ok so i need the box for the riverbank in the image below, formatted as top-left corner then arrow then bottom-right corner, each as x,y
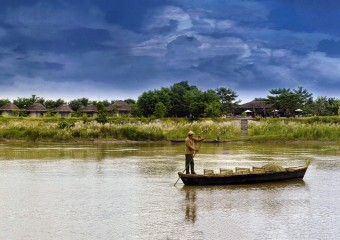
1,116 -> 340,142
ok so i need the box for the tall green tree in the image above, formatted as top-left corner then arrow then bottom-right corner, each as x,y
183,87 -> 205,119
154,102 -> 167,118
204,102 -> 221,118
267,88 -> 312,117
13,95 -> 44,109
215,87 -> 240,115
293,87 -> 313,104
311,97 -> 339,116
169,81 -> 194,117
137,90 -> 160,117
44,99 -> 65,110
95,102 -> 108,123
69,98 -> 89,111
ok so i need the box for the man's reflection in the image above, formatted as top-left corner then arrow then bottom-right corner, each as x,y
185,188 -> 197,223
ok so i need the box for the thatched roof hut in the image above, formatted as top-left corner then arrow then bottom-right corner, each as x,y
238,100 -> 273,110
26,103 -> 48,117
81,104 -> 97,117
236,100 -> 273,117
53,103 -> 73,117
0,103 -> 20,116
107,100 -> 131,116
0,103 -> 19,111
81,104 -> 97,113
114,100 -> 130,111
53,103 -> 73,113
27,103 -> 48,112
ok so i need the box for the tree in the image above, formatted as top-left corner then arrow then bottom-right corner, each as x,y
136,81 -> 235,118
169,81 -> 194,117
215,87 -> 240,115
124,99 -> 136,105
326,98 -> 340,115
311,97 -> 340,116
154,102 -> 167,118
183,87 -> 207,119
130,104 -> 142,117
293,87 -> 313,105
312,97 -> 328,116
267,88 -> 306,117
189,102 -> 206,119
69,98 -> 89,111
204,102 -> 221,118
13,95 -> 45,109
0,99 -> 10,107
137,90 -> 159,117
44,99 -> 65,110
95,102 -> 108,123
137,87 -> 172,117
13,97 -> 33,109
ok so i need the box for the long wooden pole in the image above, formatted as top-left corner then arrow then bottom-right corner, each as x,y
174,140 -> 203,186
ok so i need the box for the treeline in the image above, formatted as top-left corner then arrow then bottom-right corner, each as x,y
1,81 -> 339,118
131,82 -> 340,118
265,87 -> 339,117
134,81 -> 239,118
0,95 -> 136,117
135,81 -> 340,119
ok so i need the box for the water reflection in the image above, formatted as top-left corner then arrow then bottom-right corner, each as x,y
181,179 -> 308,224
185,188 -> 197,223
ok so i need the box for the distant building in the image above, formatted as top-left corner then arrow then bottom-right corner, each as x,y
0,103 -> 20,116
107,100 -> 131,116
26,103 -> 48,117
53,103 -> 74,117
81,104 -> 97,117
235,100 -> 273,117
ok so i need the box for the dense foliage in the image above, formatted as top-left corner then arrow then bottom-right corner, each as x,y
136,81 -> 239,118
266,87 -> 339,117
1,82 -> 339,118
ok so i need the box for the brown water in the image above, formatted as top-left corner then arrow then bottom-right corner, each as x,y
0,142 -> 339,240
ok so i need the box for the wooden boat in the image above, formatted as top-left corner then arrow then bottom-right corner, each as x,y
178,161 -> 310,186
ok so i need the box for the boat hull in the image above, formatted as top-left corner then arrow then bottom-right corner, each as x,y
178,167 -> 307,186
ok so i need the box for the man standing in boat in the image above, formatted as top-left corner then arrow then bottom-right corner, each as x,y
185,131 -> 204,174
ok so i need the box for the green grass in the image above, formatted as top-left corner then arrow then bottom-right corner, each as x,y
1,116 -> 340,142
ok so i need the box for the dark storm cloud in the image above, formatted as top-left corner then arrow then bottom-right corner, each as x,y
317,40 -> 340,57
99,0 -> 175,32
17,61 -> 64,76
0,0 -> 340,101
267,0 -> 340,34
1,27 -> 112,54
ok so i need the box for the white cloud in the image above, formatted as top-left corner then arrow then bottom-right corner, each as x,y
296,52 -> 340,83
216,20 -> 234,30
144,6 -> 192,31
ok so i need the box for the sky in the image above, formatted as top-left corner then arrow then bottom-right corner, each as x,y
1,0 -> 340,103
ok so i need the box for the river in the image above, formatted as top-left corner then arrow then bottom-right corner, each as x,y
0,142 -> 339,240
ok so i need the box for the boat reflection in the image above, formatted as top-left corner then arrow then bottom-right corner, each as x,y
180,179 -> 307,224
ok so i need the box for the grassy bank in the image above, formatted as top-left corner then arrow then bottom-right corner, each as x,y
0,116 -> 340,142
248,118 -> 340,141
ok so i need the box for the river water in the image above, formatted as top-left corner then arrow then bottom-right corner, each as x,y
0,142 -> 339,240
